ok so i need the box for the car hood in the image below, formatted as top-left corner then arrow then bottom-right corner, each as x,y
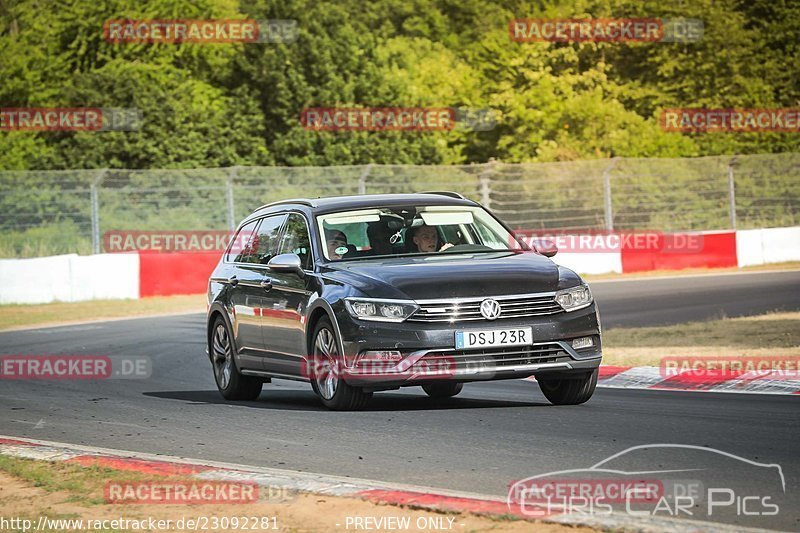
322,251 -> 569,300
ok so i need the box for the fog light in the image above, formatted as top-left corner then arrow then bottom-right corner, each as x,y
359,350 -> 402,362
572,336 -> 594,350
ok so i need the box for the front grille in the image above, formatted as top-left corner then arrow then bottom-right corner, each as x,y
420,343 -> 569,372
408,293 -> 563,322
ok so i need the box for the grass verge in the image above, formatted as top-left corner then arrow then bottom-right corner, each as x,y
0,294 -> 206,331
602,311 -> 800,367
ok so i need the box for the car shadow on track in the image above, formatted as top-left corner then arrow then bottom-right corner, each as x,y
143,389 -> 549,412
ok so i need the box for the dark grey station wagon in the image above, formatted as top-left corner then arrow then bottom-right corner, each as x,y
206,192 -> 602,410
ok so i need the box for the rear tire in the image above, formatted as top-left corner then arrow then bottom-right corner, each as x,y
309,317 -> 373,411
210,316 -> 262,401
422,382 -> 463,398
537,368 -> 598,405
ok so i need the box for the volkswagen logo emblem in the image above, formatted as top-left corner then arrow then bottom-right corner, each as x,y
479,298 -> 501,320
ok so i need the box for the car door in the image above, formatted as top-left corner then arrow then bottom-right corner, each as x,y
260,212 -> 315,377
227,214 -> 287,370
225,218 -> 264,370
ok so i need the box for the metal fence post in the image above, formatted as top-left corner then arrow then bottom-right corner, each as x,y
728,156 -> 738,230
603,158 -> 619,231
358,164 -> 372,195
226,167 -> 237,231
479,160 -> 494,209
90,169 -> 107,254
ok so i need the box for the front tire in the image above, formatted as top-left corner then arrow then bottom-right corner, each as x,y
422,382 -> 463,398
210,316 -> 262,401
309,317 -> 372,411
537,368 -> 598,405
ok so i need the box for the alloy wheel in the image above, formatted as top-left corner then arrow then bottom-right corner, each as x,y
212,323 -> 233,390
313,327 -> 340,400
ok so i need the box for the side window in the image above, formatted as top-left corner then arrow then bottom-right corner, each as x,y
278,213 -> 313,270
227,219 -> 260,263
251,214 -> 287,265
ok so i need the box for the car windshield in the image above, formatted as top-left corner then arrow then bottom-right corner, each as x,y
317,205 -> 526,261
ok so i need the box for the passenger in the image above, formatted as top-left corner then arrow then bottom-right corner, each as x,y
325,229 -> 349,260
410,224 -> 454,252
367,221 -> 394,256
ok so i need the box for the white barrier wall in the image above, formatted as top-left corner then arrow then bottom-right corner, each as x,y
0,253 -> 139,305
69,253 -> 139,302
552,252 -> 623,275
0,226 -> 798,304
736,227 -> 800,267
0,254 -> 73,304
521,233 -> 624,274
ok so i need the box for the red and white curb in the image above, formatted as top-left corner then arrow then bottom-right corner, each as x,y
0,435 -> 507,503
0,436 -> 773,533
533,365 -> 800,395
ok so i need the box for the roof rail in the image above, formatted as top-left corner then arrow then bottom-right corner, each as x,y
418,191 -> 468,200
253,198 -> 314,212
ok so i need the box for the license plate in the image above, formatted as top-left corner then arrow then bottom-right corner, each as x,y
455,327 -> 533,349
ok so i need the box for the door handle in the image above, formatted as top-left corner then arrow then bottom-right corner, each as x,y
227,276 -> 238,287
260,279 -> 273,291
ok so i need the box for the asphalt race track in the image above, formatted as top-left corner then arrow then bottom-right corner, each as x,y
589,269 -> 800,327
1,270 -> 799,530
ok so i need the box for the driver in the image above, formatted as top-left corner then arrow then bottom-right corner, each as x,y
325,229 -> 349,260
411,224 -> 454,252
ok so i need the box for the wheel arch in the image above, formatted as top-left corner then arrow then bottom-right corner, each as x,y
305,299 -> 345,358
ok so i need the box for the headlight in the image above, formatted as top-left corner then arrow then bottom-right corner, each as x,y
344,298 -> 419,322
555,284 -> 593,312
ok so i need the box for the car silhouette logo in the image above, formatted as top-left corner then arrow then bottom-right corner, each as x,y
480,298 -> 501,320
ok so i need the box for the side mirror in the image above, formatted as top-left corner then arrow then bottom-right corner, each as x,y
267,253 -> 305,277
532,238 -> 558,258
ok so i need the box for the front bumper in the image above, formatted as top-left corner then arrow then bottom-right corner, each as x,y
333,302 -> 602,389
